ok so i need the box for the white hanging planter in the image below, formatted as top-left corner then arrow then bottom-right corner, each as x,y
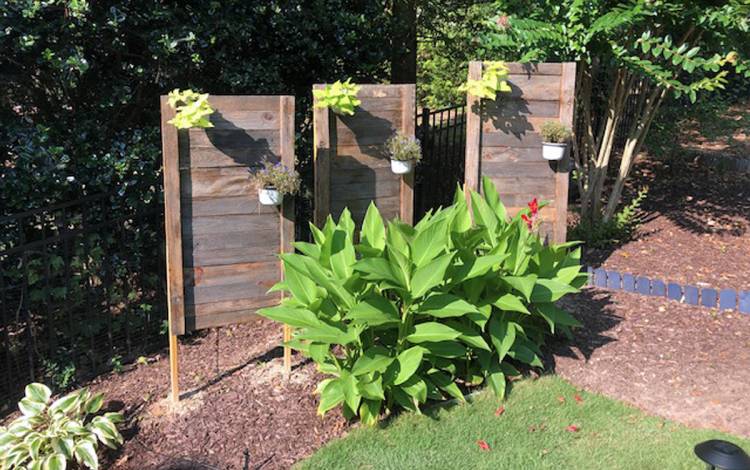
391,159 -> 414,175
258,187 -> 283,206
542,142 -> 567,161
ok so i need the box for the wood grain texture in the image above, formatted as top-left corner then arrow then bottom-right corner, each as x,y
465,62 -> 576,243
162,95 -> 294,334
314,84 -> 414,226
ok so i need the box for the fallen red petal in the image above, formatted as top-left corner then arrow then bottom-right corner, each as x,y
574,394 -> 583,403
557,396 -> 566,404
566,425 -> 580,433
495,405 -> 505,417
477,439 -> 491,451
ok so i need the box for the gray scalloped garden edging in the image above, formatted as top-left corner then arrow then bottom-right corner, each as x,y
586,266 -> 750,314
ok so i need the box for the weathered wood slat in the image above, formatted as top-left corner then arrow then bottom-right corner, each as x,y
184,129 -> 280,151
180,166 -> 256,199
205,95 -> 283,111
332,148 -> 390,169
186,296 -> 277,318
331,196 -> 400,219
481,146 -> 545,163
332,177 -> 400,200
506,63 -> 562,76
207,110 -> 279,130
179,140 -> 280,169
182,213 -> 279,238
484,175 -> 557,195
505,74 -> 564,100
334,113 -> 402,146
483,99 -> 560,118
182,196 -> 278,217
482,115 -> 554,135
184,261 -> 279,305
481,160 -> 558,178
482,131 -> 543,149
184,244 -> 279,268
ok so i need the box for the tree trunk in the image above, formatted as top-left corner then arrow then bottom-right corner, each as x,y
390,0 -> 417,84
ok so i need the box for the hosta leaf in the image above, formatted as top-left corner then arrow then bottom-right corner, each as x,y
74,440 -> 99,470
411,252 -> 454,298
50,393 -> 79,414
25,383 -> 51,404
536,303 -> 581,333
85,393 -> 105,414
419,341 -> 467,358
405,322 -> 461,343
417,293 -> 478,318
492,293 -> 529,314
361,202 -> 385,252
352,346 -> 394,376
393,346 -> 424,385
530,278 -> 578,302
347,296 -> 400,327
51,437 -> 74,459
18,397 -> 45,417
488,317 -> 516,362
43,454 -> 67,470
257,306 -> 320,329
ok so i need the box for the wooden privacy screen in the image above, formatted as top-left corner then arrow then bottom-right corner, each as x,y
161,96 -> 295,335
314,84 -> 416,226
465,62 -> 576,243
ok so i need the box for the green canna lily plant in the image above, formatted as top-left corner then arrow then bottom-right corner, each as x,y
259,176 -> 586,425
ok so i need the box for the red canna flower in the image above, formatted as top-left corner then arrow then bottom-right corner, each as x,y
521,214 -> 533,230
528,198 -> 539,216
477,439 -> 491,451
495,405 -> 505,417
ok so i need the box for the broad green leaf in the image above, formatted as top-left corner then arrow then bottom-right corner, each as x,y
486,363 -> 507,399
358,377 -> 385,401
492,293 -> 529,314
406,322 -> 461,343
51,437 -> 74,459
530,278 -> 578,302
411,252 -> 454,298
393,346 -> 424,385
502,274 -> 537,301
400,374 -> 428,403
280,254 -> 318,306
293,241 -> 320,259
297,322 -> 357,345
317,379 -> 344,415
359,399 -> 382,426
85,393 -> 104,413
508,344 -> 543,368
354,258 -> 399,286
347,295 -> 400,326
488,317 -> 516,362
329,229 -> 355,280
470,189 -> 498,235
301,256 -> 354,308
417,293 -> 478,318
445,320 -> 490,351
392,387 -> 418,412
481,176 -> 507,222
451,254 -> 507,283
427,370 -> 464,401
352,346 -> 394,376
339,372 -> 361,414
411,219 -> 447,268
536,303 -> 581,333
25,383 -> 51,403
257,306 -> 320,329
50,393 -> 79,414
361,202 -> 385,251
419,341 -> 467,358
387,245 -> 411,289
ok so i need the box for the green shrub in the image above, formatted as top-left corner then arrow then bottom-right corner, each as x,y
571,187 -> 648,248
259,177 -> 586,424
0,383 -> 123,469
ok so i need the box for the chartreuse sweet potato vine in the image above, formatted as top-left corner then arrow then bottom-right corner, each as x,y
459,61 -> 512,100
167,88 -> 215,129
0,383 -> 123,469
313,79 -> 361,116
259,177 -> 586,425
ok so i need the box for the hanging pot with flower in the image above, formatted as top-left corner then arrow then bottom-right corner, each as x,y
386,131 -> 422,174
540,120 -> 572,161
249,159 -> 301,206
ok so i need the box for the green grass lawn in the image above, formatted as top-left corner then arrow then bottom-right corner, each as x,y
297,376 -> 750,469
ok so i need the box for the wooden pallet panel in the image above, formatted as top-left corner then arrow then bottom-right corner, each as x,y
464,62 -> 576,243
314,84 -> 415,226
162,95 -> 295,335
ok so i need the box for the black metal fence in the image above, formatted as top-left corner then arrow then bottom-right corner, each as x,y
0,194 -> 165,412
415,104 -> 467,218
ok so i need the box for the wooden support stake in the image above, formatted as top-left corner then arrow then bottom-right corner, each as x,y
169,333 -> 179,401
279,96 -> 296,377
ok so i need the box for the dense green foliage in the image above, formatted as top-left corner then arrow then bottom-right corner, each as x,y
259,178 -> 586,423
298,376 -> 750,469
313,79 -> 362,116
458,61 -> 511,100
0,384 -> 123,469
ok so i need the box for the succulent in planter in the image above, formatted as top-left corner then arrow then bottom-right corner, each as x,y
386,131 -> 421,175
248,159 -> 301,206
313,79 -> 361,116
540,121 -> 572,161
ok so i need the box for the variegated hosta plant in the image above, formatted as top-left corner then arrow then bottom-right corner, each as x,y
0,383 -> 123,470
259,176 -> 586,424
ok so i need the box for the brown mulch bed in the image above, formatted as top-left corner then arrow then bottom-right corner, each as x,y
584,156 -> 750,290
87,319 -> 347,470
552,288 -> 750,438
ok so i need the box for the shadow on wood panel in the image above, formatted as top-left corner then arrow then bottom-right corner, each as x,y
475,82 -> 533,139
338,108 -> 397,158
205,111 -> 278,166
